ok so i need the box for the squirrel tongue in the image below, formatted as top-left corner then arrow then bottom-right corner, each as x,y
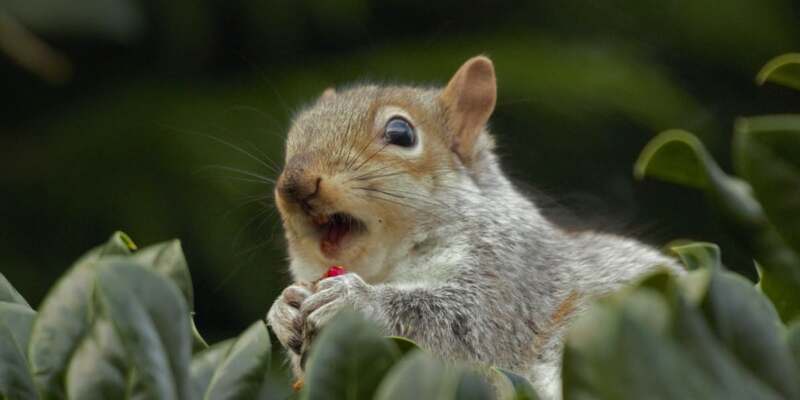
321,221 -> 348,254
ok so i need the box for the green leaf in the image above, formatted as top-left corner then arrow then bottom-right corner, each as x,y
0,274 -> 30,308
670,292 -> 782,399
203,321 -> 271,400
563,289 -> 717,399
671,242 -> 722,271
564,268 -> 793,399
635,129 -> 710,188
454,370 -> 494,400
787,321 -> 800,372
64,319 -> 128,400
129,239 -> 207,352
130,239 -> 194,310
635,129 -> 765,225
756,53 -> 800,91
29,231 -> 134,399
386,336 -> 420,356
191,320 -> 210,353
735,116 -> 800,257
302,311 -> 401,400
190,339 -> 234,399
0,302 -> 37,400
735,115 -> 800,322
494,368 -> 540,400
636,129 -> 800,323
95,261 -> 192,400
698,270 -> 800,398
0,303 -> 35,353
374,351 -> 483,400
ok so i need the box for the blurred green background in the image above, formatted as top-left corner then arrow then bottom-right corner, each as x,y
2,0 -> 799,341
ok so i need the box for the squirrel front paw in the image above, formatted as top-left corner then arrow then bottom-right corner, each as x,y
298,273 -> 379,365
266,283 -> 313,376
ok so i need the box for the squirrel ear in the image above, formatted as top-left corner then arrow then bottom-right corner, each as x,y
319,87 -> 336,101
440,55 -> 496,164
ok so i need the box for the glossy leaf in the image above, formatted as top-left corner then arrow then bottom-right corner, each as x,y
203,321 -> 271,400
635,129 -> 710,188
563,263 -> 797,399
787,321 -> 800,372
190,339 -> 234,399
302,311 -> 401,400
386,336 -> 420,356
454,370 -> 495,400
95,261 -> 192,400
734,116 -> 800,322
735,116 -> 800,257
671,242 -> 722,271
0,273 -> 30,308
564,289 -> 717,399
64,319 -> 128,400
373,350 -> 493,400
130,239 -> 207,352
374,351 -> 462,400
0,302 -> 37,400
636,129 -> 800,322
756,53 -> 800,91
494,367 -> 540,400
669,291 -> 782,399
698,270 -> 799,398
130,239 -> 194,310
191,320 -> 210,353
635,129 -> 765,224
29,231 -> 134,399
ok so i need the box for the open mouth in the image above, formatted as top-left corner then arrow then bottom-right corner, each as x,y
312,212 -> 366,255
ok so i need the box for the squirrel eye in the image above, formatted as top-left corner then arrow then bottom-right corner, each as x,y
384,117 -> 416,147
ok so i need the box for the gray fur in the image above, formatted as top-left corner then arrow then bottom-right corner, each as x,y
266,81 -> 682,399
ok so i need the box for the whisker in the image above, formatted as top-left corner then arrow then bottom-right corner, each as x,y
231,193 -> 273,210
224,105 -> 285,136
197,165 -> 276,184
242,138 -> 283,172
163,126 -> 280,174
358,192 -> 449,223
217,175 -> 275,185
347,133 -> 376,171
352,170 -> 408,182
352,142 -> 390,172
348,165 -> 398,181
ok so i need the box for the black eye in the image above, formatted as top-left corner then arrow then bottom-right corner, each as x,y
384,117 -> 416,147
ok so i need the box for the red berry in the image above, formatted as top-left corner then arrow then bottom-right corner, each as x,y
323,266 -> 346,278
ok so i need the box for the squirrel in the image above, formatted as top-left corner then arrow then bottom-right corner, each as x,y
266,55 -> 682,399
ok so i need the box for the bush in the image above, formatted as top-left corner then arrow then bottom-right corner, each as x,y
1,55 -> 799,400
0,232 -> 535,400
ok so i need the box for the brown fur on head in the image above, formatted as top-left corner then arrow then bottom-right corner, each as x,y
275,56 -> 497,282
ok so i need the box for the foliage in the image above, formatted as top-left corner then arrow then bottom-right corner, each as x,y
4,209 -> 800,400
1,16 -> 800,398
561,57 -> 800,398
562,245 -> 800,399
0,233 -> 535,400
5,0 -> 800,343
558,53 -> 800,398
635,56 -> 800,323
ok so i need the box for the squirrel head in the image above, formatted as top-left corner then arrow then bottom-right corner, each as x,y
275,55 -> 497,281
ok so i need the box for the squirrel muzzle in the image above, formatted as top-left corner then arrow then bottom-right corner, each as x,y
277,153 -> 322,214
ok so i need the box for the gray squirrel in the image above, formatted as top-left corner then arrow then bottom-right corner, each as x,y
266,55 -> 681,399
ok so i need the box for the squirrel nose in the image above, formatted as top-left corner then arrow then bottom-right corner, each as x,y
278,171 -> 322,210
